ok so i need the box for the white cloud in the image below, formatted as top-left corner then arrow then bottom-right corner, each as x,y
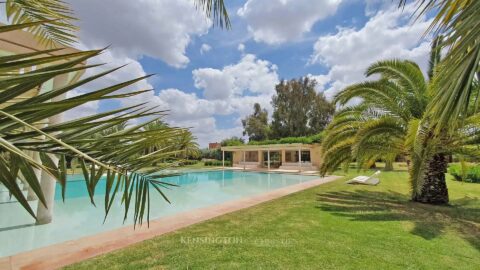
306,74 -> 331,93
364,0 -> 392,16
238,43 -> 245,52
63,46 -> 153,121
309,4 -> 432,100
153,88 -> 267,147
192,68 -> 236,100
68,0 -> 211,68
238,0 -> 342,44
63,50 -> 278,147
157,89 -> 215,121
200,43 -> 212,54
193,54 -> 279,100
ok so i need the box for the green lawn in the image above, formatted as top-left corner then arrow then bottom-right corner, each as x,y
66,169 -> 480,269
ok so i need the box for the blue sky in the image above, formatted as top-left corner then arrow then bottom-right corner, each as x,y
66,0 -> 432,147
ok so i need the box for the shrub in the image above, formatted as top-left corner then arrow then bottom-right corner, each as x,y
449,163 -> 480,183
204,160 -> 231,166
179,160 -> 198,166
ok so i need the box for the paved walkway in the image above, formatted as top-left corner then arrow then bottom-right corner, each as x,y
228,166 -> 320,175
0,175 -> 340,270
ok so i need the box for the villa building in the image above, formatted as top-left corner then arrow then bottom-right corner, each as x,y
220,143 -> 322,171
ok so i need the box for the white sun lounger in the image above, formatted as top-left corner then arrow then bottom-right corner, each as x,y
346,170 -> 381,185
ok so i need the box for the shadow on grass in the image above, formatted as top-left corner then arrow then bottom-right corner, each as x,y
316,190 -> 480,250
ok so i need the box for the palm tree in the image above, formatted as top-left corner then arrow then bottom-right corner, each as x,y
399,0 -> 480,133
0,0 -> 230,225
175,130 -> 200,159
321,59 -> 428,174
321,48 -> 480,203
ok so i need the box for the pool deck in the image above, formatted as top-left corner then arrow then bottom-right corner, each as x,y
0,175 -> 340,270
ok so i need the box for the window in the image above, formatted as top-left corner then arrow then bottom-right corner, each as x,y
301,151 -> 311,162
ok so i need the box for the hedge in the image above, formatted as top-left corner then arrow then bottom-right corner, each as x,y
204,160 -> 231,166
449,163 -> 480,183
247,133 -> 324,145
179,160 -> 198,166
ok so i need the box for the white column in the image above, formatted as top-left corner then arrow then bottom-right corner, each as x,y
27,151 -> 41,201
36,74 -> 68,225
267,150 -> 270,171
243,151 -> 246,170
222,150 -> 225,168
299,148 -> 302,172
258,150 -> 262,167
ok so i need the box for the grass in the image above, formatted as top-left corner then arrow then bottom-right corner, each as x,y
65,167 -> 480,269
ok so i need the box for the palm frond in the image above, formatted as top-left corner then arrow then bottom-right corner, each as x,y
4,0 -> 78,47
194,0 -> 231,29
0,23 -> 197,226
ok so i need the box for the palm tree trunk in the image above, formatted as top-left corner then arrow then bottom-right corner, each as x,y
384,159 -> 394,171
412,153 -> 449,204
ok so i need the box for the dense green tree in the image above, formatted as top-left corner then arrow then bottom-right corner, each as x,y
308,93 -> 336,134
221,137 -> 245,146
242,103 -> 270,141
270,78 -> 334,139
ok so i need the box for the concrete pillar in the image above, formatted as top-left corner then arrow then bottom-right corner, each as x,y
299,148 -> 302,172
27,151 -> 41,201
222,150 -> 225,168
281,149 -> 286,164
243,151 -> 246,170
257,151 -> 261,167
267,150 -> 270,171
36,74 -> 68,225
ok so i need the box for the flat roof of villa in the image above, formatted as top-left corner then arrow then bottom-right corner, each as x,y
221,143 -> 317,151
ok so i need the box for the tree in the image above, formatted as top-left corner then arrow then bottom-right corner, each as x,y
221,137 -> 244,146
271,77 -> 334,138
242,103 -> 269,141
321,55 -> 480,204
309,93 -> 336,134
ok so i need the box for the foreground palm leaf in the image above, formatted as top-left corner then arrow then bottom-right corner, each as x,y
194,0 -> 231,29
399,0 -> 480,133
5,0 -> 79,47
0,22 -> 198,226
0,0 -> 228,226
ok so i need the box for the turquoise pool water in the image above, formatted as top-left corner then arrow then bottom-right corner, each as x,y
1,170 -> 318,257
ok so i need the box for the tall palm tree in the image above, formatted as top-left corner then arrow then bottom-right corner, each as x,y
321,59 -> 428,174
175,130 -> 200,159
321,53 -> 480,203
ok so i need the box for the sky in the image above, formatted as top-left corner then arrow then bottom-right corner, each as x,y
63,0 -> 433,147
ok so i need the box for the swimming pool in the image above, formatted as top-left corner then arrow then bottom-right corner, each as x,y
0,170 -> 318,257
